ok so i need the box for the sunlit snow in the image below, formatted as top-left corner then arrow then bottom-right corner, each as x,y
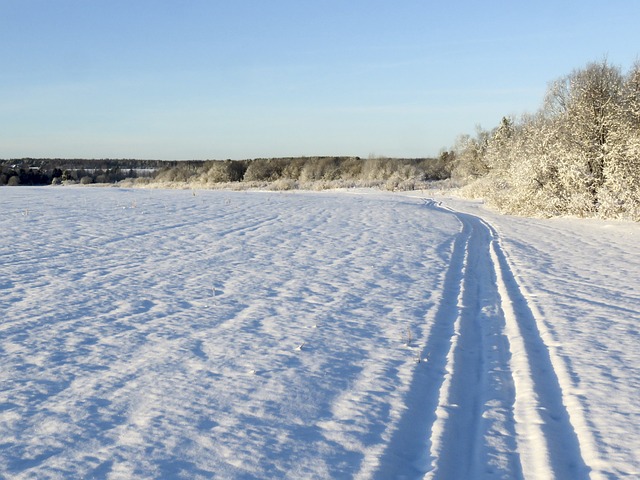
1,187 -> 638,479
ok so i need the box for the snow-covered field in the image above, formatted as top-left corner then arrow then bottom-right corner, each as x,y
1,187 -> 638,479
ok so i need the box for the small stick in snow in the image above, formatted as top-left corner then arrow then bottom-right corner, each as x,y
404,327 -> 413,347
211,284 -> 220,305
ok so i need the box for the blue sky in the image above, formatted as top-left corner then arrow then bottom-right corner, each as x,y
2,1 -> 639,160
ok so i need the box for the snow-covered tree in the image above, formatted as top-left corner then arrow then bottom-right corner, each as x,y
457,59 -> 639,220
599,62 -> 640,220
543,60 -> 624,213
451,128 -> 491,182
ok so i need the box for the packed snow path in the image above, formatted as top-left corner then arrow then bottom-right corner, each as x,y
1,187 -> 638,479
376,200 -> 595,479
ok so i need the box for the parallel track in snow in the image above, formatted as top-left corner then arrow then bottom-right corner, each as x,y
376,200 -> 600,479
425,200 -> 603,479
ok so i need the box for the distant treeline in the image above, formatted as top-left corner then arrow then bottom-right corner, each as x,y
0,158 -> 165,186
0,156 -> 453,189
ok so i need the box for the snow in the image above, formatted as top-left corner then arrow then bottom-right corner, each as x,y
430,196 -> 640,479
1,186 -> 638,479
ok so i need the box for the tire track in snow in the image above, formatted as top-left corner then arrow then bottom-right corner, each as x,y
423,200 -> 595,479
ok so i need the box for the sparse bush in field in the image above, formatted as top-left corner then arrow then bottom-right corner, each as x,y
299,157 -> 343,181
200,160 -> 247,184
269,178 -> 298,191
280,158 -> 306,180
243,158 -> 286,182
202,161 -> 232,184
155,166 -> 190,183
385,176 -> 418,191
361,156 -> 393,181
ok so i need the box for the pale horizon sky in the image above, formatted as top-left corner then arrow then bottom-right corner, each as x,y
2,1 -> 639,160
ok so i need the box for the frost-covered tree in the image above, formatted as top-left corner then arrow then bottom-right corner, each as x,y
599,62 -> 640,220
458,59 -> 639,220
199,160 -> 246,184
451,128 -> 491,182
543,60 -> 624,213
484,116 -> 515,172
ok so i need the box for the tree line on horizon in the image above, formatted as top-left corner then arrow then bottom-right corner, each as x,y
0,156 -> 453,190
0,158 -> 165,186
3,59 -> 638,220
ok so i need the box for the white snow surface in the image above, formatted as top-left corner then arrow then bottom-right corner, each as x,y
1,187 -> 638,479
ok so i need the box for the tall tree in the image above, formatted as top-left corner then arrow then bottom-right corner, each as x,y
543,60 -> 624,211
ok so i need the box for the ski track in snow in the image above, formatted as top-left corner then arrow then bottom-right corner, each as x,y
428,196 -> 640,480
374,200 -> 599,479
1,187 -> 638,479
